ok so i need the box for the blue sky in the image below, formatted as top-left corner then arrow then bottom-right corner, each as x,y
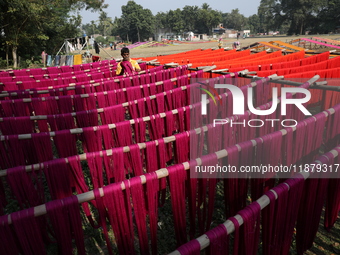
78,0 -> 261,24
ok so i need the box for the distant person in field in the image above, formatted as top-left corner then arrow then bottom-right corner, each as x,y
116,47 -> 141,76
233,41 -> 240,49
218,38 -> 223,49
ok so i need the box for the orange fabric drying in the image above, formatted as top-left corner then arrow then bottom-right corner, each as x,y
213,51 -> 304,70
322,79 -> 340,110
326,56 -> 340,68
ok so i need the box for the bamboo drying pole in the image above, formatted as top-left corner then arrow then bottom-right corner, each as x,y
0,74 -> 287,177
0,74 -> 319,176
0,72 -> 194,103
2,105 -> 337,225
168,147 -> 340,254
0,64 -> 193,97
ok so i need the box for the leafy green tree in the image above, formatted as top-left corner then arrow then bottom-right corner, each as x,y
98,11 -> 114,36
166,9 -> 184,34
83,21 -> 100,37
247,14 -> 261,34
182,6 -> 199,32
258,0 -> 281,33
115,15 -> 131,42
0,0 -> 105,68
222,9 -> 247,31
153,11 -> 174,40
111,17 -> 120,36
258,0 -> 329,35
1,0 -> 49,67
196,3 -> 222,34
314,0 -> 340,33
154,12 -> 168,30
71,0 -> 108,11
281,0 -> 315,34
118,1 -> 155,42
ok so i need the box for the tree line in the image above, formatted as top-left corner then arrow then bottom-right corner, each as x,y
84,0 -> 340,43
1,0 -> 339,68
